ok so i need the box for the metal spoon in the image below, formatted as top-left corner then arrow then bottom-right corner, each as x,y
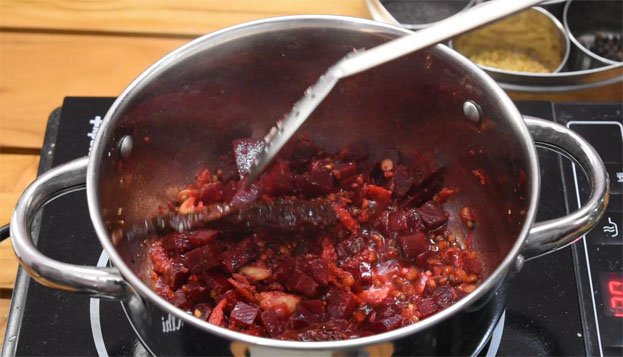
245,0 -> 545,184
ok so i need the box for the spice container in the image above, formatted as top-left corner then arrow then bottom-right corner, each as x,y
366,0 -> 622,93
451,7 -> 569,74
564,0 -> 623,69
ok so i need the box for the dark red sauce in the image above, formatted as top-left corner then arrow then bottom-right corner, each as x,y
148,137 -> 484,341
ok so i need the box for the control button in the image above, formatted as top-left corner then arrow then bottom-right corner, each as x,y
611,164 -> 623,195
587,206 -> 622,246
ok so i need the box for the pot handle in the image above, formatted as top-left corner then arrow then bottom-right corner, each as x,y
10,157 -> 129,300
522,116 -> 609,260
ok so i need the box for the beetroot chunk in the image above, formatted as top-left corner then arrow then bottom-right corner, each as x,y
231,302 -> 260,326
220,238 -> 257,273
188,229 -> 218,248
417,297 -> 439,317
286,270 -> 319,298
463,257 -> 483,275
392,165 -> 414,197
200,272 -> 231,295
261,310 -> 284,337
366,298 -> 405,334
417,202 -> 448,230
326,289 -> 357,319
198,181 -> 223,204
184,244 -> 221,275
287,302 -> 322,330
260,161 -> 294,195
333,162 -> 357,180
398,232 -> 428,259
336,236 -> 366,260
184,277 -> 208,304
300,300 -> 325,316
296,169 -> 334,196
298,258 -> 329,286
387,210 -> 409,232
162,233 -> 192,254
163,258 -> 189,289
233,138 -> 265,179
432,286 -> 457,309
171,289 -> 191,310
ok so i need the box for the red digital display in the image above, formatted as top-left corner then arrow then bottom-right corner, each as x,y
601,272 -> 623,317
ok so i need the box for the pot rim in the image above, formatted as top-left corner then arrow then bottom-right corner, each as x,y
87,14 -> 540,350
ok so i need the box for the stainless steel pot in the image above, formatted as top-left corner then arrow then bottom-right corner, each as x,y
10,15 -> 609,356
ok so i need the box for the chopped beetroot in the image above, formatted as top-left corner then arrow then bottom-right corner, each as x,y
407,209 -> 425,231
260,161 -> 294,195
417,297 -> 439,317
231,302 -> 260,326
326,289 -> 357,319
344,266 -> 363,293
171,289 -> 191,310
230,182 -> 260,208
287,303 -> 321,330
415,250 -> 435,269
272,260 -> 292,284
198,181 -> 223,204
200,272 -> 231,295
184,277 -> 208,304
409,151 -> 442,187
417,202 -> 448,229
233,138 -> 265,178
184,244 -> 220,275
432,285 -> 457,309
220,238 -> 257,273
336,236 -> 366,260
392,165 -> 414,197
286,270 -> 319,298
295,169 -> 334,196
398,232 -> 428,259
366,298 -> 405,333
300,300 -> 325,316
299,258 -> 329,286
148,136 -> 486,341
387,210 -> 409,232
188,229 -> 218,248
163,258 -> 189,289
462,257 -> 483,275
333,162 -> 357,180
221,180 -> 238,203
161,232 -> 192,254
278,320 -> 362,341
193,303 -> 212,321
346,261 -> 372,286
260,310 -> 284,337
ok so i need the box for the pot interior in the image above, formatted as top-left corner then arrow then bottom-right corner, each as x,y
94,17 -> 534,300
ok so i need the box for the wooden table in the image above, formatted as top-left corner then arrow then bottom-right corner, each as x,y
0,0 -> 621,350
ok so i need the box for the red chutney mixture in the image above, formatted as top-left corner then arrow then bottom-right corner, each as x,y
148,137 -> 484,341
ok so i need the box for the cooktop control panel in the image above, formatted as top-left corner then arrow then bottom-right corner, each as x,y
558,103 -> 623,356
